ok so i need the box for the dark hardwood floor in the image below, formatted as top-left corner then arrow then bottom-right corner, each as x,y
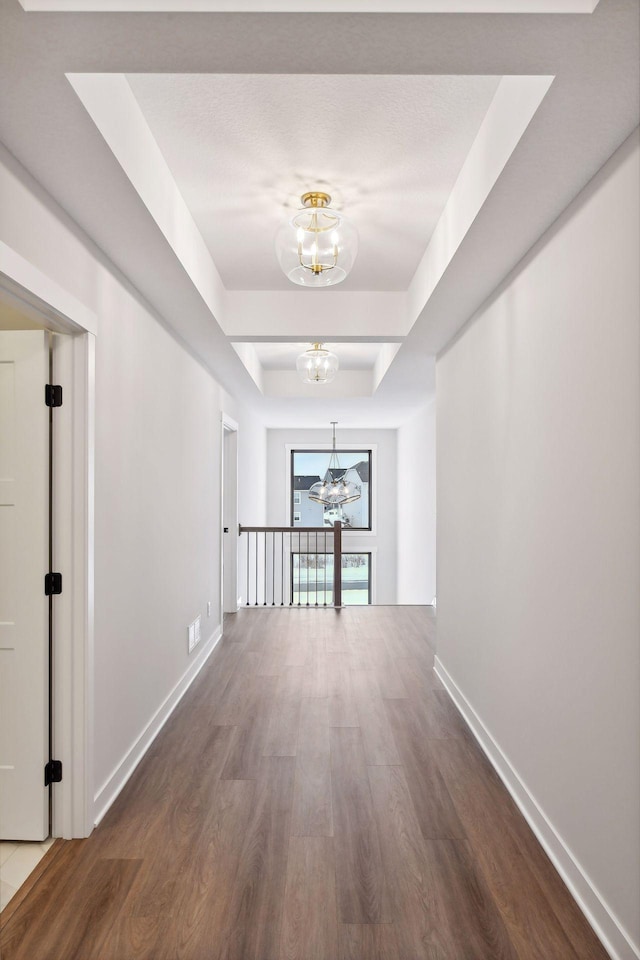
0,606 -> 610,959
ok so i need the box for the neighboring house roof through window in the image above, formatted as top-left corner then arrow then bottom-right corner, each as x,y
293,475 -> 322,491
351,460 -> 370,482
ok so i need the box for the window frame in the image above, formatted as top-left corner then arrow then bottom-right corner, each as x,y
289,447 -> 373,531
290,551 -> 372,605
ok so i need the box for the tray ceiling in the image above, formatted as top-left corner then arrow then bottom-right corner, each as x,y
126,73 -> 501,291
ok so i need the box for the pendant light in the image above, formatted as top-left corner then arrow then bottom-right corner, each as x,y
275,191 -> 358,287
308,422 -> 362,506
296,343 -> 339,384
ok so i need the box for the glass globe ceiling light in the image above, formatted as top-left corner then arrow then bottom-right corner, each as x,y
296,343 -> 339,384
275,191 -> 358,287
308,422 -> 362,507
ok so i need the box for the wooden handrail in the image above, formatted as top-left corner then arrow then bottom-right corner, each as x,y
239,524 -> 336,534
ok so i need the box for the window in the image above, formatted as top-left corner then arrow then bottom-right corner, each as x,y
290,449 -> 372,529
291,553 -> 371,605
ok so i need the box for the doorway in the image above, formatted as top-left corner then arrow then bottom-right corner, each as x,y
221,415 -> 239,617
0,257 -> 95,843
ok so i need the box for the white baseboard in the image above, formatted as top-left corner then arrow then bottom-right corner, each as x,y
93,625 -> 222,827
434,656 -> 640,960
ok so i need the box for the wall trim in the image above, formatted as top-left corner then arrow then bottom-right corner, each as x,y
93,625 -> 222,827
0,240 -> 98,336
53,332 -> 95,839
434,656 -> 640,960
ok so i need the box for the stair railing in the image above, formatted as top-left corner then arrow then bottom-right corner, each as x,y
238,520 -> 342,608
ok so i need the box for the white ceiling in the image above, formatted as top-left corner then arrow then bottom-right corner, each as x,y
126,73 -> 501,291
17,0 -> 603,11
0,0 -> 637,427
254,342 -> 385,371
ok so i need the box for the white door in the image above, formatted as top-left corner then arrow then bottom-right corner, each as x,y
222,421 -> 238,615
0,331 -> 49,840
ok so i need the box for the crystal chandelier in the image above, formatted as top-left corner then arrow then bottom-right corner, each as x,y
296,343 -> 339,384
275,191 -> 358,287
308,422 -> 362,506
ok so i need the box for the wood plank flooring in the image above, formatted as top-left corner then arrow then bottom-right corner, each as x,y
0,606 -> 610,960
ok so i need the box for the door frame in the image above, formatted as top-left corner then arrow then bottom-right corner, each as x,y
220,413 -> 239,619
0,242 -> 96,838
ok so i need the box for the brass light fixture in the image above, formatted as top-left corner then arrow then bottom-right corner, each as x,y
296,343 -> 339,384
275,191 -> 358,287
308,422 -> 361,507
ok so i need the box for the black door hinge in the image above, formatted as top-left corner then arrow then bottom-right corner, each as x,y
44,760 -> 63,786
45,572 -> 62,596
45,384 -> 63,407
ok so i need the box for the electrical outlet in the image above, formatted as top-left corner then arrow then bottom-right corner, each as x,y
187,615 -> 202,654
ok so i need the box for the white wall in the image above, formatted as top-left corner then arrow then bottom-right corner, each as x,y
0,147 -> 266,826
266,427 -> 397,604
221,390 -> 268,606
396,399 -> 436,604
436,132 -> 640,960
92,292 -> 223,810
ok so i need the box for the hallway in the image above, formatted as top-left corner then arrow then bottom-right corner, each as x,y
0,607 -> 608,959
